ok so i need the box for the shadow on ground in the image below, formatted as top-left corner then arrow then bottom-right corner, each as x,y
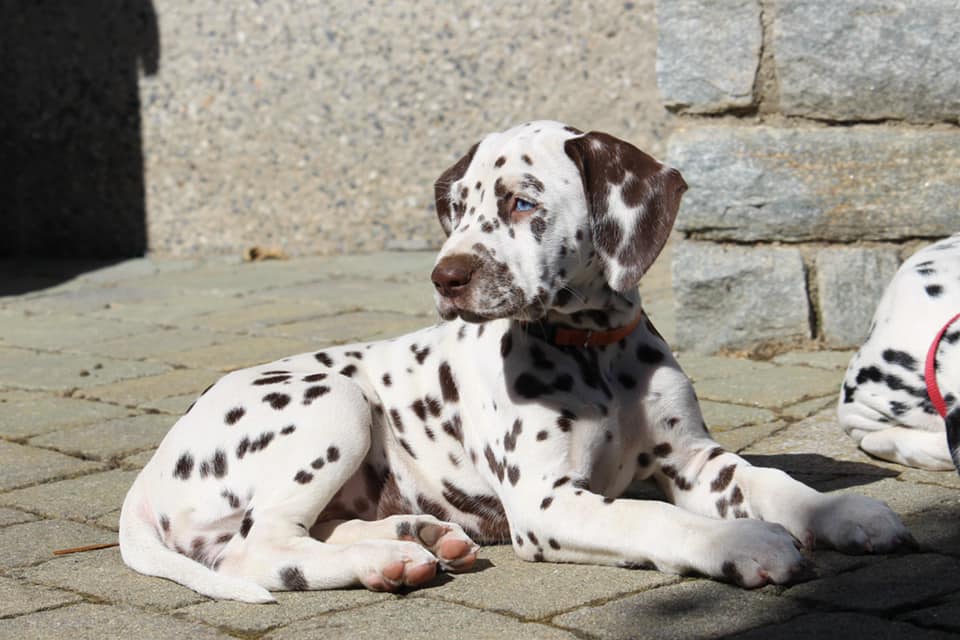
0,259 -> 128,297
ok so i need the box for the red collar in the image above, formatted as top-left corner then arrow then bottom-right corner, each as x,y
925,311 -> 960,418
522,311 -> 646,347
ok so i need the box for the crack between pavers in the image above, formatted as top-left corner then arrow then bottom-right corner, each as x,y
0,598 -> 89,622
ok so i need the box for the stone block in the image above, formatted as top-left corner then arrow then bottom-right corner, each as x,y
20,547 -> 206,611
28,414 -> 174,461
0,348 -> 170,393
734,612 -> 956,640
553,579 -> 804,639
785,554 -> 960,612
669,126 -> 960,242
1,603 -> 231,639
0,520 -> 117,570
0,441 -> 103,492
409,544 -> 679,620
672,240 -> 810,353
265,597 -> 578,640
0,389 -> 130,439
655,0 -> 761,113
775,1 -> 960,122
178,590 -> 392,635
0,469 -> 138,522
76,368 -> 220,406
816,246 -> 901,347
0,576 -> 81,618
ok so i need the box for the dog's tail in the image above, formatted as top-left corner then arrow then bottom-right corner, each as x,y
118,484 -> 274,604
946,407 -> 960,476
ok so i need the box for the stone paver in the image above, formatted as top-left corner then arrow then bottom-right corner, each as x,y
1,603 -> 233,639
785,554 -> 960,612
0,348 -> 171,393
731,612 -> 959,640
415,544 -> 681,620
264,598 -> 579,640
17,548 -> 208,611
75,367 -> 221,406
1,251 -> 957,639
177,590 -> 394,635
0,390 -> 130,439
0,440 -> 104,492
28,414 -> 173,461
0,469 -> 139,522
0,575 -> 82,618
553,580 -> 806,639
0,520 -> 117,570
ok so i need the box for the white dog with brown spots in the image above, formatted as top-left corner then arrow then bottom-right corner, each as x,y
120,121 -> 913,603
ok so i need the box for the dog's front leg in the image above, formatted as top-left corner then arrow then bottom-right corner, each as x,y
656,443 -> 914,553
501,479 -> 811,587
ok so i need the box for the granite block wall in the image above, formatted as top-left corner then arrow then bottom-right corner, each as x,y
658,0 -> 960,353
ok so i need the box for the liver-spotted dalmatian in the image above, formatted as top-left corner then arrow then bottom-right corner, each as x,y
120,121 -> 913,603
840,233 -> 960,473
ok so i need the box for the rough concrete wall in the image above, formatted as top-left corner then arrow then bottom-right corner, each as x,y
1,1 -> 668,258
142,0 -> 668,256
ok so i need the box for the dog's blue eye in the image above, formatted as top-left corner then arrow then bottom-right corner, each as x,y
515,198 -> 535,212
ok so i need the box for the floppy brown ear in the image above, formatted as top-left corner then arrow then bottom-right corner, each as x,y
434,142 -> 479,237
564,132 -> 687,292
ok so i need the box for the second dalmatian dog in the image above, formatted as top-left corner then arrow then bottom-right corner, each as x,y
120,121 -> 913,603
840,233 -> 960,473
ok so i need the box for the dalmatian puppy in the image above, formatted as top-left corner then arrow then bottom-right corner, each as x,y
120,121 -> 913,603
839,233 -> 960,473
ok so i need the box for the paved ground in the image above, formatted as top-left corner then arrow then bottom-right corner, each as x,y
1,247 -> 959,639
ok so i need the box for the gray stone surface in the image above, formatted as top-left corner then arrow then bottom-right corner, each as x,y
412,544 -> 680,620
0,520 -> 117,570
1,603 -> 233,639
75,368 -> 220,406
0,390 -> 130,439
815,246 -> 901,348
655,0 -> 761,113
18,548 -> 206,611
553,580 -> 805,639
900,591 -> 960,632
731,612 -> 958,640
672,240 -> 810,353
28,414 -> 173,461
772,350 -> 854,371
0,440 -> 103,492
0,469 -> 139,523
178,590 -> 393,635
265,598 -> 578,640
0,348 -> 170,392
0,507 -> 38,527
0,575 -> 82,618
669,126 -> 960,242
785,554 -> 960,612
775,1 -> 960,122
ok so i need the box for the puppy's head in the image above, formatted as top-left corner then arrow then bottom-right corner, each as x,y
431,121 -> 686,323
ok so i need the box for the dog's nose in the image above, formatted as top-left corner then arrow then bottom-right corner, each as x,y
431,255 -> 476,298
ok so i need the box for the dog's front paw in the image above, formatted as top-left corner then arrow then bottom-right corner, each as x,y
353,540 -> 439,592
810,494 -> 916,554
704,520 -> 814,588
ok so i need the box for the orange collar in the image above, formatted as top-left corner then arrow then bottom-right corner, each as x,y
522,311 -> 645,347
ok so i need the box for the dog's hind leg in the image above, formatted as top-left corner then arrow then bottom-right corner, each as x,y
859,426 -> 954,470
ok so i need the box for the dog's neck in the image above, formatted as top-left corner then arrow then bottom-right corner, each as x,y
537,285 -> 643,335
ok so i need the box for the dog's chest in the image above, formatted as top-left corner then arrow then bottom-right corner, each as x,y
345,320 -> 664,539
